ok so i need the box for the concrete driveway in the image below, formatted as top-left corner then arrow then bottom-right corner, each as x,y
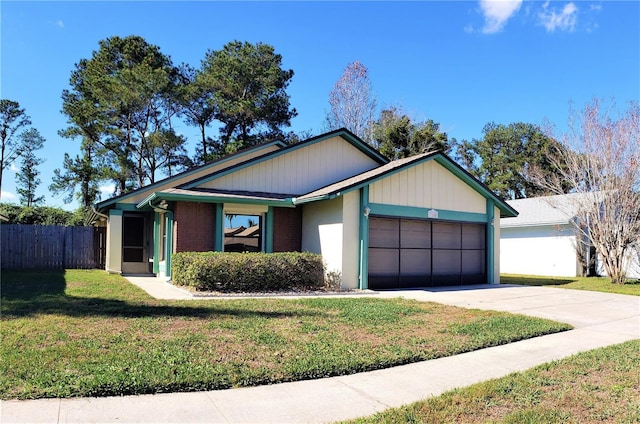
2,284 -> 638,424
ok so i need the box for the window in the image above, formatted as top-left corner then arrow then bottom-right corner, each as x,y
224,214 -> 262,252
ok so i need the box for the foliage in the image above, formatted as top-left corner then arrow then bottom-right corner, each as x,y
455,122 -> 568,200
534,99 -> 640,284
49,143 -> 104,208
172,252 -> 325,292
501,274 -> 640,295
200,41 -> 297,153
176,64 -> 218,164
0,203 -> 86,226
371,107 -> 452,159
0,99 -> 32,193
326,61 -> 377,144
349,340 -> 640,424
15,128 -> 45,207
60,35 -> 187,196
0,270 -> 570,399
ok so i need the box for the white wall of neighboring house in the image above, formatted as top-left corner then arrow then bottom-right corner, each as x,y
596,245 -> 640,280
500,225 -> 578,277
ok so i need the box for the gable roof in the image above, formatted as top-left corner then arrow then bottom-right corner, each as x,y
179,128 -> 388,190
294,151 -> 519,218
500,193 -> 589,228
96,139 -> 287,210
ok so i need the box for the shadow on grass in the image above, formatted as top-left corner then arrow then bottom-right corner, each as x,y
500,276 -> 575,287
1,270 -> 326,320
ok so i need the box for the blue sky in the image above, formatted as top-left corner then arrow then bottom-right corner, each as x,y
1,1 -> 638,210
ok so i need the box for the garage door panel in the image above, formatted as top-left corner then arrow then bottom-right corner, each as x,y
368,248 -> 399,274
433,222 -> 461,249
462,250 -> 485,274
462,224 -> 485,249
401,219 -> 431,248
400,249 -> 431,274
369,218 -> 399,248
400,249 -> 431,287
433,249 -> 461,274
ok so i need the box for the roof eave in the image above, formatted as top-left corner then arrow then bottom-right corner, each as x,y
136,191 -> 296,209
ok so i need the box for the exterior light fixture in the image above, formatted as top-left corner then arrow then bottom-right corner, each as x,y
363,207 -> 371,217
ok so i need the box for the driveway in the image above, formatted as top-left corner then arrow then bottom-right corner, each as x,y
2,284 -> 638,424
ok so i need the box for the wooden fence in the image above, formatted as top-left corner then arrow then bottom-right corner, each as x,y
1,224 -> 106,270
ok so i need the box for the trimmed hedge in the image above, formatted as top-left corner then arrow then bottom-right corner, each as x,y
172,251 -> 325,292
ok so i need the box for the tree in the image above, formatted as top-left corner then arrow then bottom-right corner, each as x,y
15,128 -> 45,207
534,98 -> 640,284
325,61 -> 377,144
455,122 -> 568,200
0,99 -> 32,193
201,41 -> 297,153
371,107 -> 451,159
61,35 -> 183,195
50,140 -> 104,208
177,64 -> 218,164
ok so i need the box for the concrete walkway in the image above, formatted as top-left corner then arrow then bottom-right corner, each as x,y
2,282 -> 638,424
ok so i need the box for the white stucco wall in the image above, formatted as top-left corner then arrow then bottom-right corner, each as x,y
500,225 -> 578,277
341,191 -> 361,289
301,197 -> 344,281
106,210 -> 123,274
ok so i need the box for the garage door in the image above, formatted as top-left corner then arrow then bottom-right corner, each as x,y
368,217 -> 486,289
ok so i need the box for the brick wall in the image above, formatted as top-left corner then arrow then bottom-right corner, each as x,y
272,207 -> 302,252
173,202 -> 215,252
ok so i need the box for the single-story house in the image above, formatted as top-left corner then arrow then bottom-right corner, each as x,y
500,193 -> 640,279
93,129 -> 518,289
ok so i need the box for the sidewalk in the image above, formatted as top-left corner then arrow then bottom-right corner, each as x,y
2,283 -> 638,424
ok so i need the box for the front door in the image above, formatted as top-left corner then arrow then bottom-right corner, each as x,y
122,213 -> 152,274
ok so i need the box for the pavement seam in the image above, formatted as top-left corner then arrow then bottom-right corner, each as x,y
202,392 -> 232,424
333,376 -> 393,409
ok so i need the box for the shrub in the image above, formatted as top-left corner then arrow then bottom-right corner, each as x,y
172,251 -> 325,292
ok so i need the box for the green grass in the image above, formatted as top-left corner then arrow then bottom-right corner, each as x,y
1,270 -> 571,400
501,274 -> 640,296
347,339 -> 640,423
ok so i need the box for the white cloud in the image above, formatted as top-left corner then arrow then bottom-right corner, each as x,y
0,191 -> 18,202
539,1 -> 578,32
590,4 -> 602,12
56,20 -> 64,28
99,184 -> 116,197
10,163 -> 18,172
479,0 -> 523,34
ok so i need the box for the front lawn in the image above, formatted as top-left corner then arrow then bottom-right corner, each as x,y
348,339 -> 640,423
1,270 -> 571,400
501,274 -> 640,296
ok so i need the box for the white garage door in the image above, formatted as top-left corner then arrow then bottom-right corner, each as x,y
368,217 -> 486,289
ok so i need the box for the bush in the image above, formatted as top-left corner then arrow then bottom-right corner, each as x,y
0,203 -> 87,226
172,252 -> 325,292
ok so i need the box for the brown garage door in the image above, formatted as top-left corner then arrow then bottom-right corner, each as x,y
368,217 -> 486,289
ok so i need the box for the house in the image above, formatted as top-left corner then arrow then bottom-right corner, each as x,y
93,129 -> 518,290
500,193 -> 640,279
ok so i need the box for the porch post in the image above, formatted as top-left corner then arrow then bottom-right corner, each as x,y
358,186 -> 370,289
486,199 -> 496,284
214,203 -> 224,251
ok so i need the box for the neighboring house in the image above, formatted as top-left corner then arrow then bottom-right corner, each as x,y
93,129 -> 517,289
500,193 -> 640,279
